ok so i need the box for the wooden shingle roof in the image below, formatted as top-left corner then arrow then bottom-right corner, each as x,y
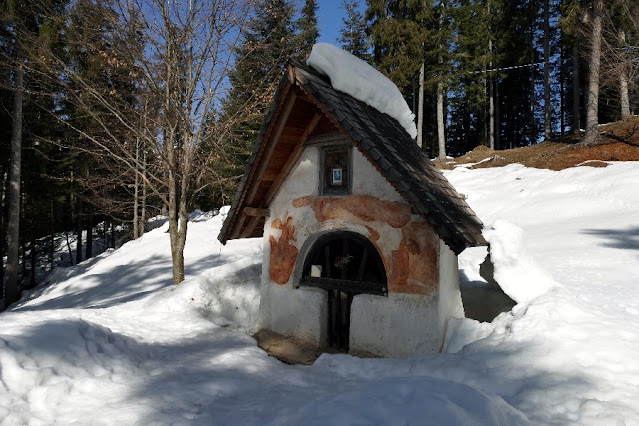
219,60 -> 487,254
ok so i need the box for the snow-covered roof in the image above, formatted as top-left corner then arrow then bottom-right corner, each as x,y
307,43 -> 417,139
219,59 -> 486,253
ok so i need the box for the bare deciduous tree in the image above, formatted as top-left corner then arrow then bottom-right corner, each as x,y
39,0 -> 254,284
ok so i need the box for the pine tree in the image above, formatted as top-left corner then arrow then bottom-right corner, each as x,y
492,0 -> 538,148
367,0 -> 431,89
367,0 -> 436,152
448,0 -> 497,152
212,0 -> 298,205
297,0 -> 319,59
339,0 -> 370,61
0,0 -> 68,308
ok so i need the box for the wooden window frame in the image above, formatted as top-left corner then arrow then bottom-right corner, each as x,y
319,144 -> 352,196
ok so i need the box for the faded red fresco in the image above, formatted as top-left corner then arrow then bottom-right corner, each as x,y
364,225 -> 380,242
292,195 -> 439,295
269,217 -> 298,285
387,221 -> 439,294
293,195 -> 411,228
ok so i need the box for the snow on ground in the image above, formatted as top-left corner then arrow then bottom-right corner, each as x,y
1,162 -> 639,424
307,43 -> 417,139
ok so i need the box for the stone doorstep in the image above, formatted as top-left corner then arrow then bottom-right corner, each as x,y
253,329 -> 378,365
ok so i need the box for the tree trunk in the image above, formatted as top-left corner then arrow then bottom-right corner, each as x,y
30,234 -> 36,288
140,151 -> 147,237
0,172 -> 7,287
65,232 -> 74,265
436,8 -> 446,159
110,220 -> 115,249
583,0 -> 603,145
530,40 -> 536,144
417,62 -> 424,149
86,211 -> 93,259
49,202 -> 55,271
543,0 -> 552,140
167,166 -> 186,284
167,133 -> 188,284
495,79 -> 501,149
572,42 -> 581,134
618,30 -> 630,121
489,77 -> 495,149
21,241 -> 26,276
437,80 -> 446,159
488,39 -> 495,150
133,137 -> 140,239
75,199 -> 83,264
4,62 -> 24,309
560,43 -> 565,135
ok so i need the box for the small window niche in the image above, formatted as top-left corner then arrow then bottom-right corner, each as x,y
321,146 -> 351,195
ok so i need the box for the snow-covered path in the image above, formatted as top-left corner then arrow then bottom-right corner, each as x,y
1,163 -> 639,425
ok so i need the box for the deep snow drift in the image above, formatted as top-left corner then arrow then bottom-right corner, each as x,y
2,162 -> 639,425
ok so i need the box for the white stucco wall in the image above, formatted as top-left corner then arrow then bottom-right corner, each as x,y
349,293 -> 441,357
349,239 -> 464,358
438,240 -> 465,335
259,147 -> 324,342
351,148 -> 405,202
259,141 -> 464,356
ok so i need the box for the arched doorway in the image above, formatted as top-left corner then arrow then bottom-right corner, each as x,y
298,231 -> 387,351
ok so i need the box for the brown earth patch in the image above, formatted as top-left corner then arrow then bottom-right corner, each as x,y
254,329 -> 378,365
433,116 -> 639,171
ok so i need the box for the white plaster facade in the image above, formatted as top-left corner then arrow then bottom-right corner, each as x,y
259,142 -> 465,357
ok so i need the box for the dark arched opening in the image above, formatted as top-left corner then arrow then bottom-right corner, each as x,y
298,231 -> 387,350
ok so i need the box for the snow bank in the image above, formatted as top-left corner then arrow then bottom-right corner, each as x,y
307,43 -> 417,139
271,374 -> 530,425
3,162 -> 639,425
483,219 -> 558,304
443,317 -> 494,353
141,257 -> 262,334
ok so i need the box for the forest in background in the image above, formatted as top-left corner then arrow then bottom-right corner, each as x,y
1,0 -> 637,308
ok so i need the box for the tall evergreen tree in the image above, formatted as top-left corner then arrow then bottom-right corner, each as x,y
448,0 -> 500,152
367,0 -> 437,153
339,0 -> 370,61
297,0 -> 319,59
213,0 -> 298,205
0,0 -> 68,308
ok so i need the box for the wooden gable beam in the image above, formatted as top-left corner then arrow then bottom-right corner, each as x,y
240,112 -> 321,239
263,112 -> 321,206
243,207 -> 270,217
233,91 -> 297,239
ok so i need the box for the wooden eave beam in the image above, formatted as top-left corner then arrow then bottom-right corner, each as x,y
287,64 -> 308,86
230,87 -> 297,240
241,108 -> 321,239
236,91 -> 298,239
243,207 -> 270,217
263,112 -> 322,206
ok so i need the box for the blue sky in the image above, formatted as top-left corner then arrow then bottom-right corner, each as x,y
315,0 -> 366,46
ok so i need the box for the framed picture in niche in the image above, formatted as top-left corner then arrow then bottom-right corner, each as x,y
332,167 -> 343,185
322,146 -> 350,195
